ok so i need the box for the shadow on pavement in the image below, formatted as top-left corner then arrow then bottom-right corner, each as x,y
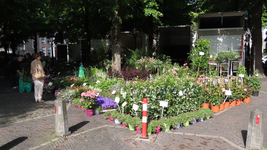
0,137 -> 28,150
0,76 -> 57,126
69,121 -> 90,133
241,130 -> 247,147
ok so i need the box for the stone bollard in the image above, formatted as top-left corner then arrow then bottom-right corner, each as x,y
246,109 -> 264,150
55,98 -> 71,136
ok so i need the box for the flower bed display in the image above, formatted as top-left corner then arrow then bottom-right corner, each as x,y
103,108 -> 213,135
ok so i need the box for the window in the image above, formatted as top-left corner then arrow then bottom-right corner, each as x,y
42,47 -> 46,56
41,37 -> 45,44
47,38 -> 51,44
21,41 -> 25,50
47,47 -> 51,56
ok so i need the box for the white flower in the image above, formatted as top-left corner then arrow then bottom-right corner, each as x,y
48,82 -> 53,86
61,80 -> 64,83
96,80 -> 100,84
112,90 -> 116,94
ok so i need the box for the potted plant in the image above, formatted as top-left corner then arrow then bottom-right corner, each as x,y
243,87 -> 252,103
201,108 -> 213,120
195,108 -> 205,122
83,100 -> 98,116
180,113 -> 191,127
158,118 -> 171,132
249,70 -> 262,96
171,116 -> 182,130
127,117 -> 141,131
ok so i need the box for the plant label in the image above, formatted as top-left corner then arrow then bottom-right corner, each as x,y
199,52 -> 204,55
256,74 -> 259,76
210,55 -> 213,58
179,91 -> 183,96
122,92 -> 127,99
122,101 -> 127,107
48,82 -> 53,86
70,84 -> 74,87
112,90 -> 116,94
82,83 -> 86,86
133,104 -> 139,111
115,97 -> 120,104
239,74 -> 244,78
225,90 -> 232,95
160,101 -> 168,107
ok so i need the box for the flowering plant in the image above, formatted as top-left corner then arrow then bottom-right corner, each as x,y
94,96 -> 117,109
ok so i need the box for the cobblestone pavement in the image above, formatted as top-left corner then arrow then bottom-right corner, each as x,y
0,76 -> 266,150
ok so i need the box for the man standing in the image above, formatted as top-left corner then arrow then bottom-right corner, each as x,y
6,56 -> 23,89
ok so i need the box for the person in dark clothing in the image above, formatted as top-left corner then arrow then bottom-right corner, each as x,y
6,57 -> 24,89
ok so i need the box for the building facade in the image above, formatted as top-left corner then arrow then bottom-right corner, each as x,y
18,37 -> 56,57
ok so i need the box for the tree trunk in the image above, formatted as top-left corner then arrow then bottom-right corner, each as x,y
251,2 -> 263,75
111,0 -> 121,72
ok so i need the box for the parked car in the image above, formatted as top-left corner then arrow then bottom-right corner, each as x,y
262,55 -> 267,64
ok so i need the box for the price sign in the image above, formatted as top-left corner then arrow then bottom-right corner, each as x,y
112,90 -> 116,94
239,74 -> 244,78
133,104 -> 139,111
122,101 -> 127,107
256,74 -> 259,77
225,90 -> 232,96
115,97 -> 120,104
199,52 -> 204,55
160,101 -> 168,107
48,82 -> 53,86
179,91 -> 183,96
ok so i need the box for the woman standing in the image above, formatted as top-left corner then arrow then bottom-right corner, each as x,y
31,53 -> 46,103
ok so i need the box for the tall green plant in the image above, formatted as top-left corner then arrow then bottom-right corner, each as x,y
188,38 -> 211,77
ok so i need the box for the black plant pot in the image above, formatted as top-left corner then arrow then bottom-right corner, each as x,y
252,91 -> 259,96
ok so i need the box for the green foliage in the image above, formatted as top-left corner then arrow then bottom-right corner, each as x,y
249,69 -> 262,91
125,49 -> 152,68
188,38 -> 211,73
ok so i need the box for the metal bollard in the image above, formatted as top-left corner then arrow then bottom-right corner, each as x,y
55,98 -> 71,136
246,109 -> 264,150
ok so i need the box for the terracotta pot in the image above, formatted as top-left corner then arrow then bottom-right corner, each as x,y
224,102 -> 230,109
202,103 -> 210,109
243,97 -> 251,103
209,103 -> 212,109
212,105 -> 220,113
230,100 -> 236,107
236,99 -> 242,105
220,103 -> 225,111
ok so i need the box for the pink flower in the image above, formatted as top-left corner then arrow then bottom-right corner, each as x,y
126,81 -> 129,84
209,60 -> 211,63
244,88 -> 247,92
133,81 -> 137,84
199,74 -> 204,77
79,99 -> 83,102
81,92 -> 86,97
183,63 -> 187,66
222,88 -> 225,92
